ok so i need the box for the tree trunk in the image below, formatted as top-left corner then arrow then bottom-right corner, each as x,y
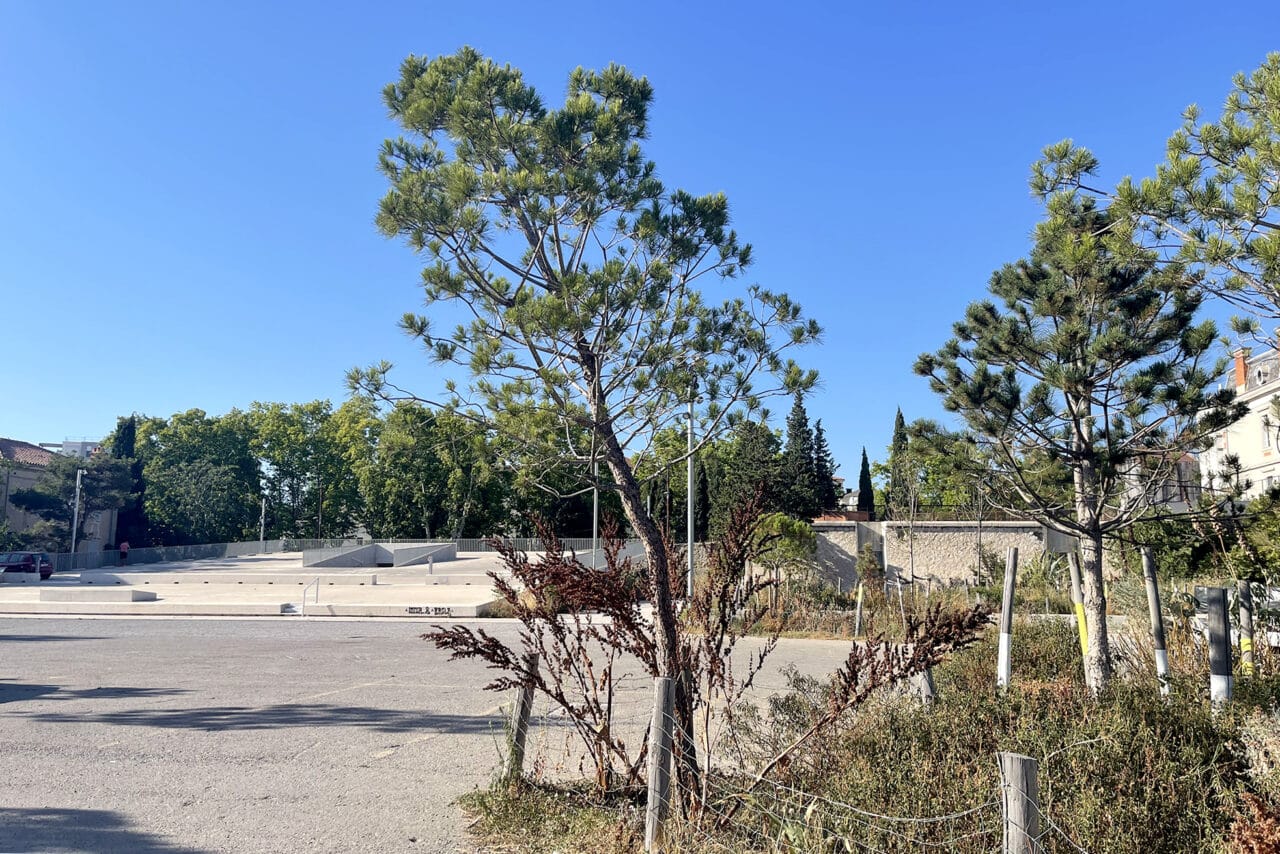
1070,390 -> 1111,694
1078,531 -> 1110,692
600,438 -> 680,678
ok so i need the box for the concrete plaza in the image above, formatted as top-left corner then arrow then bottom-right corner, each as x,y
0,551 -> 511,619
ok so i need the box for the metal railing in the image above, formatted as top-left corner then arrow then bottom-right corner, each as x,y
300,577 -> 320,617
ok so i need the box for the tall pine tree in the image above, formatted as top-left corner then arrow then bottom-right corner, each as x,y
886,408 -> 909,520
812,420 -> 839,511
780,392 -> 820,519
856,447 -> 876,520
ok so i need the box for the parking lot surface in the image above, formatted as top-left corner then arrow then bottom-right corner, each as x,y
0,617 -> 853,853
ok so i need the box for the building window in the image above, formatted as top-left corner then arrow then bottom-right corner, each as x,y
1266,416 -> 1274,450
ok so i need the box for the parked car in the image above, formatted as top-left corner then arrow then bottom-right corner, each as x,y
0,551 -> 54,580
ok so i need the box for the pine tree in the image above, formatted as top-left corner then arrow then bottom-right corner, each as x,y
916,191 -> 1243,692
780,392 -> 820,519
856,447 -> 876,520
886,408 -> 908,520
812,420 -> 839,511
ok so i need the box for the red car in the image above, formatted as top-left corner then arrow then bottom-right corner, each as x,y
0,551 -> 53,580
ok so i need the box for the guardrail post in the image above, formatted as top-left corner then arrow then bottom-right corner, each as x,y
998,752 -> 1040,854
1206,586 -> 1232,708
645,676 -> 675,853
997,547 -> 1018,689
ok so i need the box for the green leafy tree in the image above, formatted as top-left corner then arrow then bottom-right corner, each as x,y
709,419 -> 782,536
358,48 -> 818,678
856,447 -> 875,519
915,191 -> 1243,692
11,453 -> 133,552
106,414 -> 148,544
139,410 -> 261,545
812,420 -> 839,512
779,393 -> 820,519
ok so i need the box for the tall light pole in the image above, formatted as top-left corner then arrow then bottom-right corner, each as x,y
686,381 -> 696,599
591,460 -> 600,570
70,468 -> 86,565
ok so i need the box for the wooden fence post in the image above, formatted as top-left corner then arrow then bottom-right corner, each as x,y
507,652 -> 538,780
1238,579 -> 1256,677
997,547 -> 1018,689
998,752 -> 1040,854
645,676 -> 676,853
853,581 -> 865,637
1205,586 -> 1232,708
1141,548 -> 1169,696
914,667 -> 936,708
1066,551 -> 1088,659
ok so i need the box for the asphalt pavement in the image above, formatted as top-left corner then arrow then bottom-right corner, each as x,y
0,617 -> 854,854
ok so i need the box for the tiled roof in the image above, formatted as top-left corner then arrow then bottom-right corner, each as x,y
0,438 -> 54,467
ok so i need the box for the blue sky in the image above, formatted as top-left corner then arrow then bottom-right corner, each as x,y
2,1 -> 1277,476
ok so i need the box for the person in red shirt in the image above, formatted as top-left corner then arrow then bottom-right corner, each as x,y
118,541 -> 130,567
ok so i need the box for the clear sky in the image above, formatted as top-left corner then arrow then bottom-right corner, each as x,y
2,1 -> 1277,476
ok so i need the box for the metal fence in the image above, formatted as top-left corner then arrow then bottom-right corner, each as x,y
48,536 -> 649,572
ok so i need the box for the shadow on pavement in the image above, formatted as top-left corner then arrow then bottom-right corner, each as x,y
27,702 -> 505,734
0,681 -> 190,705
0,634 -> 109,642
0,808 -> 211,853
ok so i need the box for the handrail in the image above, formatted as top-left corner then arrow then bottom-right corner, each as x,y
301,577 -> 320,617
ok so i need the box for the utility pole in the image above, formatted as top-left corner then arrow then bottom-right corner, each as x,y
69,468 -> 86,564
259,496 -> 267,551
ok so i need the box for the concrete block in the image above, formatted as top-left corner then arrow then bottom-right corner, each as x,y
41,587 -> 158,602
1,571 -> 41,584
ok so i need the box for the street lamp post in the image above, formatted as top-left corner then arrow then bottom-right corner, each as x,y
70,468 -> 86,566
686,382 -> 696,600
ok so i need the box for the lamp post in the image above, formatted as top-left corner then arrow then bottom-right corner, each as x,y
70,468 -> 86,565
686,380 -> 696,600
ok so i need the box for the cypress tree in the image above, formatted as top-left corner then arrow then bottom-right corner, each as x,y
856,447 -> 876,520
886,408 -> 908,520
780,392 -> 820,519
813,420 -> 839,511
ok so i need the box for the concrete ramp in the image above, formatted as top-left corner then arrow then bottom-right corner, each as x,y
303,542 -> 457,568
388,543 -> 457,566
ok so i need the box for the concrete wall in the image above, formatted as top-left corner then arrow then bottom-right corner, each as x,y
882,520 -> 1046,586
811,521 -> 881,591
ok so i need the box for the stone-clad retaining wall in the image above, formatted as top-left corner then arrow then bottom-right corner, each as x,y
882,520 -> 1047,586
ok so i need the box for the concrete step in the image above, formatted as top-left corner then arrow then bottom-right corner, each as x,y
78,572 -> 378,586
42,587 -> 158,603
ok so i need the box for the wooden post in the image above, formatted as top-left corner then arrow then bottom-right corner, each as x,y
1066,551 -> 1088,658
998,752 -> 1041,854
914,667 -> 936,708
853,581 -> 865,637
1141,549 -> 1169,696
1205,586 -> 1233,708
507,653 -> 538,780
997,547 -> 1018,689
1238,579 -> 1256,678
645,676 -> 676,853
